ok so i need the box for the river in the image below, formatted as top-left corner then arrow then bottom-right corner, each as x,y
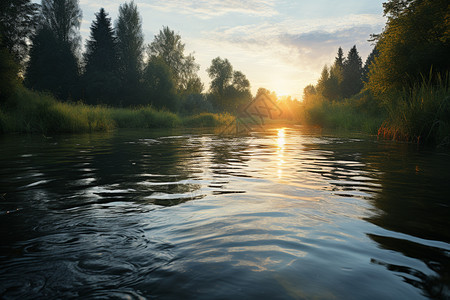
0,127 -> 449,299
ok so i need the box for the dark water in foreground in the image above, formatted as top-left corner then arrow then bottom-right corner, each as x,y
0,127 -> 449,299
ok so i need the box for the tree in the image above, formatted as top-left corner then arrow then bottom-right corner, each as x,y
341,45 -> 363,98
26,26 -> 79,99
207,57 -> 233,98
115,1 -> 144,106
41,0 -> 82,52
142,56 -> 178,111
148,26 -> 202,95
367,0 -> 450,95
0,38 -> 19,105
207,57 -> 252,111
362,46 -> 378,84
83,8 -> 119,105
25,0 -> 82,100
0,0 -> 39,68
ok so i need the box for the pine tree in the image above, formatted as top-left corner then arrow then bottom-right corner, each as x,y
341,45 -> 363,98
83,8 -> 119,105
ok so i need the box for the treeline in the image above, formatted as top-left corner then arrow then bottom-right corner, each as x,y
303,45 -> 371,103
303,0 -> 450,145
0,0 -> 252,115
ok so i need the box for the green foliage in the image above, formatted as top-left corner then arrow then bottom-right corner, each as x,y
2,86 -> 114,133
0,43 -> 19,105
207,57 -> 252,112
379,75 -> 450,145
83,8 -> 120,105
41,0 -> 82,51
312,46 -> 364,101
180,94 -> 213,115
115,0 -> 144,106
148,26 -> 202,95
182,112 -> 233,128
110,106 -> 181,128
368,0 -> 450,95
142,56 -> 179,111
25,26 -> 79,100
0,0 -> 39,67
303,91 -> 385,134
341,45 -> 363,99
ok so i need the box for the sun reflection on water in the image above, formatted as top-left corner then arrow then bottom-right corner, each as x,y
276,128 -> 286,179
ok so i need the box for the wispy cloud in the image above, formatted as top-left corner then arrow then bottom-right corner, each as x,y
139,0 -> 279,19
193,13 -> 385,96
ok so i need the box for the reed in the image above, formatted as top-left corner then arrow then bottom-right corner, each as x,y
0,86 -> 232,134
303,92 -> 385,134
378,74 -> 450,146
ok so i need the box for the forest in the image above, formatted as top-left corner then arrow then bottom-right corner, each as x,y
1,0 -> 449,145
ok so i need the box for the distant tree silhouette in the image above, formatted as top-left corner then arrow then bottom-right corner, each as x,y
25,0 -> 82,100
143,56 -> 178,111
0,0 -> 39,69
341,45 -> 363,98
115,1 -> 144,106
148,26 -> 203,96
83,8 -> 119,105
207,57 -> 251,111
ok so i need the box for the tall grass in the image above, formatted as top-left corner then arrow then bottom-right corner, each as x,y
0,86 -> 235,134
303,91 -> 385,134
110,106 -> 181,128
378,75 -> 450,146
182,112 -> 234,128
2,87 -> 115,133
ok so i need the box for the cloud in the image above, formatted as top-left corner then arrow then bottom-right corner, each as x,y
194,13 -> 385,97
138,0 -> 278,19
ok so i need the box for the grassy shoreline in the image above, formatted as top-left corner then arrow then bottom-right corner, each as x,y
0,87 -> 234,134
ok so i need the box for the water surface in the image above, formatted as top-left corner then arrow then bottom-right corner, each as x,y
1,127 -> 449,299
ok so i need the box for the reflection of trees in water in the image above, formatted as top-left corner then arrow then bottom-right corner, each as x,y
209,136 -> 251,177
362,143 -> 450,299
312,139 -> 450,299
369,234 -> 449,299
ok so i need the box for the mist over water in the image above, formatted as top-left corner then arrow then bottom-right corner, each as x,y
1,127 -> 449,299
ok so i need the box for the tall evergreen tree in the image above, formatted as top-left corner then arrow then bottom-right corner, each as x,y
83,8 -> 119,105
341,45 -> 363,98
335,47 -> 345,70
115,1 -> 144,106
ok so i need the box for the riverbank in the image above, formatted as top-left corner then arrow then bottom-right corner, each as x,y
301,82 -> 450,146
301,91 -> 386,135
0,87 -> 234,134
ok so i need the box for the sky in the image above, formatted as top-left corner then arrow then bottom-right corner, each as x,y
77,0 -> 386,99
